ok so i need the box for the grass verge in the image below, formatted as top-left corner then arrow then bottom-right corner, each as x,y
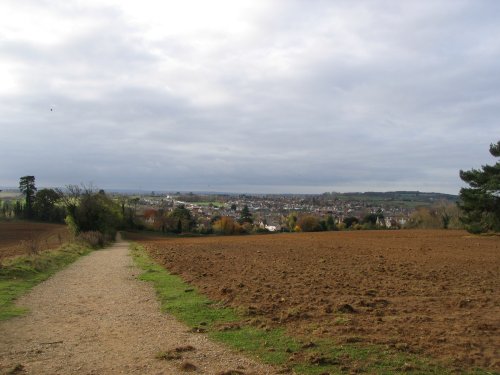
131,243 -> 494,375
0,243 -> 93,320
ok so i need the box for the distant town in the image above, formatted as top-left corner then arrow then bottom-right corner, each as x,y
124,190 -> 458,232
0,186 -> 460,233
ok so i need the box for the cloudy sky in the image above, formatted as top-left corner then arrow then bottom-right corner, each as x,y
1,0 -> 499,194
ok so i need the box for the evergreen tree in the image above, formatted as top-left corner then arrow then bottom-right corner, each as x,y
458,141 -> 500,233
19,175 -> 37,219
239,204 -> 253,224
326,215 -> 336,230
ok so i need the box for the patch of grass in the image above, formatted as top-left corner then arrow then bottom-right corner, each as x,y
132,245 -> 238,327
292,340 -> 498,375
4,363 -> 25,374
211,326 -> 301,365
131,243 -> 494,375
0,242 -> 93,320
291,340 -> 445,374
331,314 -> 350,326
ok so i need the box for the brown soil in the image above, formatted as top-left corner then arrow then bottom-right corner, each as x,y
0,221 -> 72,261
135,230 -> 500,372
0,240 -> 276,374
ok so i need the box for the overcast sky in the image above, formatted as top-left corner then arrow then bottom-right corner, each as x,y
1,0 -> 499,194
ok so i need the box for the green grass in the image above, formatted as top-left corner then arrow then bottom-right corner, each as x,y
136,260 -> 238,327
0,243 -> 93,320
131,243 -> 496,375
211,326 -> 300,365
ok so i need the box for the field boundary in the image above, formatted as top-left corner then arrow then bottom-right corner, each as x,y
130,243 -> 481,375
0,242 -> 94,320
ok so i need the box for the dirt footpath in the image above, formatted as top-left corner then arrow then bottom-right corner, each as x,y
0,240 -> 275,375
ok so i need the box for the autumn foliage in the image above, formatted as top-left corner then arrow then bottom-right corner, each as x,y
296,215 -> 322,232
212,216 -> 244,235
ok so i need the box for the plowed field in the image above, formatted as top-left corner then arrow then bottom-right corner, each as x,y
134,230 -> 500,372
0,221 -> 71,261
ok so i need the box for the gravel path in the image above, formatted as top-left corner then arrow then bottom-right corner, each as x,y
0,240 -> 276,374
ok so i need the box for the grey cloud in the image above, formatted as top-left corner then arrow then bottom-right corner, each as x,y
1,0 -> 499,193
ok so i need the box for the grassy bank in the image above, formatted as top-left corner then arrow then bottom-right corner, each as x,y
0,243 -> 94,320
131,243 -> 491,375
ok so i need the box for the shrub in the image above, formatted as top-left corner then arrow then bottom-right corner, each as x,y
63,188 -> 123,237
19,237 -> 41,256
296,215 -> 322,232
253,226 -> 270,234
405,203 -> 462,229
343,216 -> 359,229
467,223 -> 484,234
77,231 -> 105,248
212,216 -> 244,235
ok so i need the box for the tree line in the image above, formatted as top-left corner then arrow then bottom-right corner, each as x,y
2,178 -> 133,243
2,176 -> 66,223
